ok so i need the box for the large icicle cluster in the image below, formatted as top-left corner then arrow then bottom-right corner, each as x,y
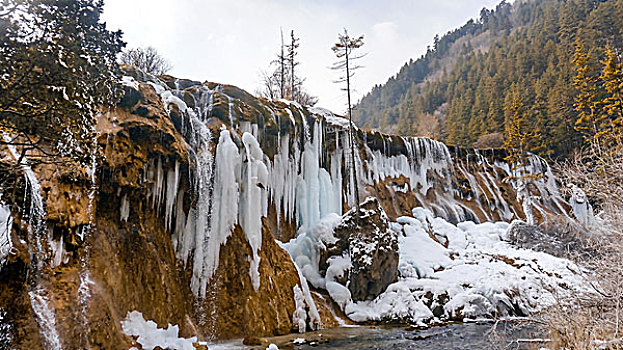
123,71 -> 577,332
139,76 -> 274,296
240,132 -> 269,291
365,137 -> 454,196
293,120 -> 344,231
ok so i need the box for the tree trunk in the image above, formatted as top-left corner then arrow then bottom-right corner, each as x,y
345,48 -> 360,216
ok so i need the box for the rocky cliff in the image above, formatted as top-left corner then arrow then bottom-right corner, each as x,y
0,68 -> 576,349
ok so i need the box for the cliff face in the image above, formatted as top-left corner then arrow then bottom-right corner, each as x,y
0,68 -> 572,349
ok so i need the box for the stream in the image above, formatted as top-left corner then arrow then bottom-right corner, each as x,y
210,320 -> 547,350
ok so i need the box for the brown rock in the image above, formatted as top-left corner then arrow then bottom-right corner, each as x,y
328,197 -> 399,302
243,336 -> 264,345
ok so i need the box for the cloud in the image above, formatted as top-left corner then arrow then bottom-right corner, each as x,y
371,21 -> 398,42
103,0 -> 503,113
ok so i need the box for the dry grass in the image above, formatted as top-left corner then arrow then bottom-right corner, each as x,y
543,143 -> 623,349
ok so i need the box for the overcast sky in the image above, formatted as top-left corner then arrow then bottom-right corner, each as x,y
102,0 -> 503,113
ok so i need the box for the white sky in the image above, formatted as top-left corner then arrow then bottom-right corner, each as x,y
102,0 -> 503,114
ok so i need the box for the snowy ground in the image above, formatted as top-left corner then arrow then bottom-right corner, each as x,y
288,206 -> 588,326
121,311 -> 202,350
348,208 -> 587,324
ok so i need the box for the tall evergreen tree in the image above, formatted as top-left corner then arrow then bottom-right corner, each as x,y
573,43 -> 606,144
601,45 -> 623,139
503,88 -> 540,224
0,0 -> 124,166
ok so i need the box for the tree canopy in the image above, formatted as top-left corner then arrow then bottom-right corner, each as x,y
0,0 -> 124,166
354,0 -> 623,159
119,46 -> 172,75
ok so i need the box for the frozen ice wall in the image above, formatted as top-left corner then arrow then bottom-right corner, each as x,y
126,71 -> 572,302
140,75 -> 277,296
362,132 -> 569,224
294,119 -> 344,231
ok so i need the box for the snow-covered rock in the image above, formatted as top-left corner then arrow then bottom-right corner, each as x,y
331,197 -> 399,301
345,208 -> 587,323
121,311 -> 197,350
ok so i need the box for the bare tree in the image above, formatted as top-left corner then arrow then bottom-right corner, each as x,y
258,29 -> 317,106
296,90 -> 319,107
331,28 -> 365,212
287,30 -> 300,101
257,69 -> 280,100
276,29 -> 288,98
543,142 -> 623,349
119,46 -> 172,75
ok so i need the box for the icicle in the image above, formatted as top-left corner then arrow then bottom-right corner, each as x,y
292,285 -> 308,333
0,202 -> 12,267
291,260 -> 321,331
189,128 -> 235,298
164,161 -> 180,231
227,95 -> 235,127
119,195 -> 130,223
240,132 -> 268,291
295,120 -> 343,231
51,235 -> 63,268
152,157 -> 164,210
3,134 -> 62,348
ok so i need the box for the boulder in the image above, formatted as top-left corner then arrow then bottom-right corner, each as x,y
328,197 -> 399,302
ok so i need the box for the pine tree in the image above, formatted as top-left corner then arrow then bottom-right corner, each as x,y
504,89 -> 535,165
0,0 -> 124,166
278,29 -> 288,99
600,45 -> 623,143
331,28 -> 365,213
287,30 -> 300,101
503,88 -> 540,224
572,42 -> 607,145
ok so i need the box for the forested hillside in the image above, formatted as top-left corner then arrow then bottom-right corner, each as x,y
354,0 -> 623,158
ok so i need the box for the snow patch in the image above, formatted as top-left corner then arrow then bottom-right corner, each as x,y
120,76 -> 140,90
121,311 -> 197,350
344,208 -> 586,323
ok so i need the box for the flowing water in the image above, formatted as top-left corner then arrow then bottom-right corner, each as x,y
3,134 -> 62,350
76,133 -> 100,348
297,322 -> 543,350
210,321 -> 544,350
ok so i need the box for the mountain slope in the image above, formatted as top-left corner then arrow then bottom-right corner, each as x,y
354,0 -> 623,157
